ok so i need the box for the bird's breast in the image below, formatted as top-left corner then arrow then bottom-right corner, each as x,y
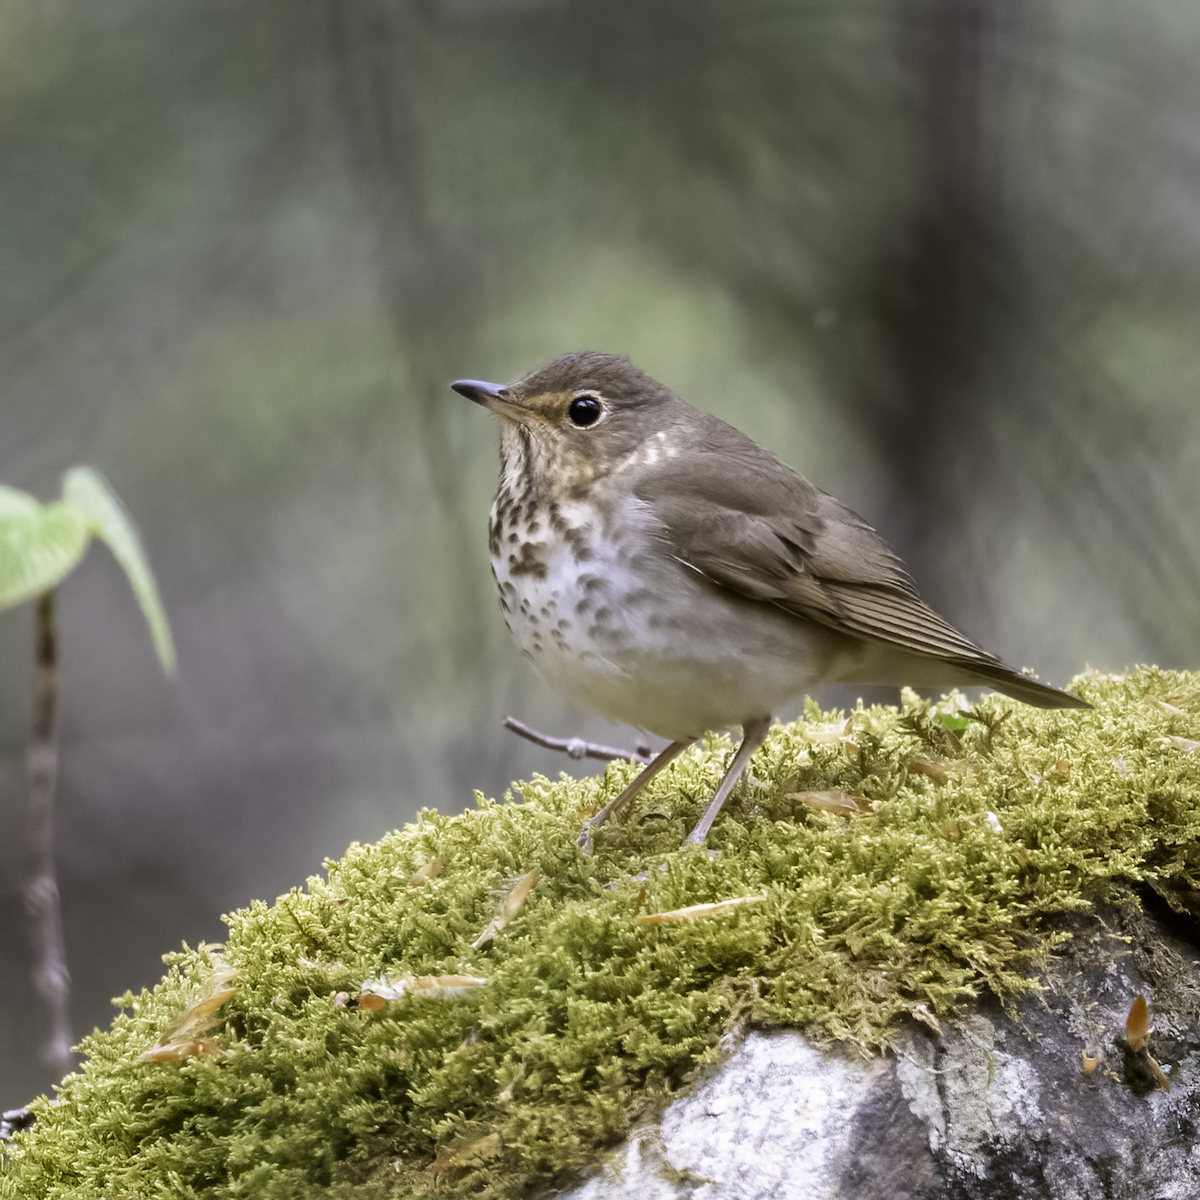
488,488 -> 844,740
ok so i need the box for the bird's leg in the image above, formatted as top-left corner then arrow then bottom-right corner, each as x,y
685,717 -> 772,846
576,740 -> 691,852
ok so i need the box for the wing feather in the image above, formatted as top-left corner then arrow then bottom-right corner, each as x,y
632,426 -> 1085,708
633,437 -> 952,654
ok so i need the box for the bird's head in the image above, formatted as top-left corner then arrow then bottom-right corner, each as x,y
452,352 -> 682,490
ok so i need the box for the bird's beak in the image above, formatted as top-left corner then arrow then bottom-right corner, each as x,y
451,379 -> 507,411
452,377 -> 537,427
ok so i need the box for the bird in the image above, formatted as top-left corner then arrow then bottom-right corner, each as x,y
451,352 -> 1088,848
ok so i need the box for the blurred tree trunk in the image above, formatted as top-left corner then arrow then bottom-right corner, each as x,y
862,0 -> 1032,616
324,0 -> 482,502
323,0 -> 497,682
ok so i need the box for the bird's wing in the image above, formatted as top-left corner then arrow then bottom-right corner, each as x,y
632,443 -> 1009,671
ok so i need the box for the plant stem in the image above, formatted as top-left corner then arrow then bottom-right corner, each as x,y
26,589 -> 74,1072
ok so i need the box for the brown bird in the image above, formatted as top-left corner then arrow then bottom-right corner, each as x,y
452,352 -> 1087,847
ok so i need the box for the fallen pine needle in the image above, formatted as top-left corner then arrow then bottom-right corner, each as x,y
637,894 -> 767,924
473,869 -> 539,948
140,970 -> 239,1062
785,789 -> 872,816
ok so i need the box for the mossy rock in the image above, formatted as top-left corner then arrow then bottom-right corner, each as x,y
3,666 -> 1199,1199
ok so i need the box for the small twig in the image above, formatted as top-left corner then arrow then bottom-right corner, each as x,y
26,590 -> 75,1073
503,716 -> 653,764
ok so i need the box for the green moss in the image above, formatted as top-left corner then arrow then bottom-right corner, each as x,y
4,666 -> 1200,1198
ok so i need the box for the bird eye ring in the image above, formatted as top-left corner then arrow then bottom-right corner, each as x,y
567,394 -> 604,428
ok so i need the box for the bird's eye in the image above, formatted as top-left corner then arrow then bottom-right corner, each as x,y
567,394 -> 603,428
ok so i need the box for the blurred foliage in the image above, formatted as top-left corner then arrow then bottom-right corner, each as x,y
0,469 -> 175,673
2,0 -> 1200,1110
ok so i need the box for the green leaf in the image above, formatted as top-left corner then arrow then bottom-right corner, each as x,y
61,467 -> 177,676
936,713 -> 971,734
0,485 -> 90,609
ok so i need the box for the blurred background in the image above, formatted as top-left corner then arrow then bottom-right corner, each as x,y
3,0 -> 1199,1108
